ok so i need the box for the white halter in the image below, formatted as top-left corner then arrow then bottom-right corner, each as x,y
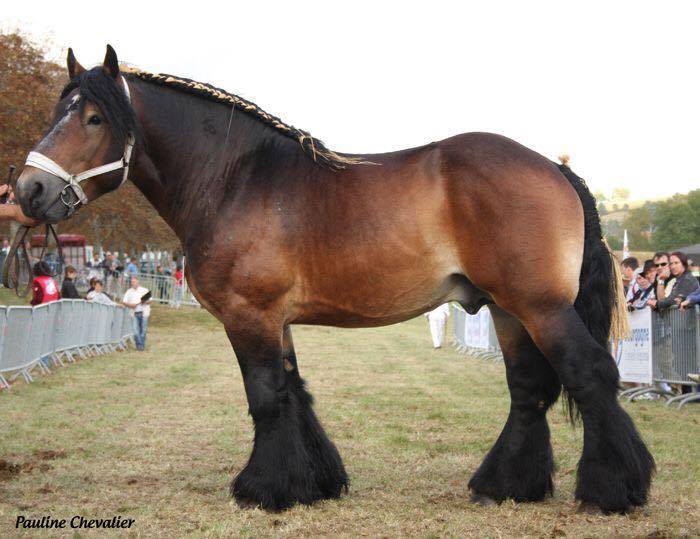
24,77 -> 134,214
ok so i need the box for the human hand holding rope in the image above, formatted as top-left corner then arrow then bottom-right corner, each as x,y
0,167 -> 60,296
0,185 -> 40,226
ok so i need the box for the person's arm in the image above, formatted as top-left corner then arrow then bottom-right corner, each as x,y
655,280 -> 666,302
0,186 -> 39,225
658,274 -> 697,309
31,283 -> 42,306
686,288 -> 700,307
656,294 -> 674,309
0,203 -> 38,226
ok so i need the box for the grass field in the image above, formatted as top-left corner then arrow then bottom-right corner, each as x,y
0,304 -> 698,537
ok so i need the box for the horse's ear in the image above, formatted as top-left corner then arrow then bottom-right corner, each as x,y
67,48 -> 85,79
102,44 -> 120,79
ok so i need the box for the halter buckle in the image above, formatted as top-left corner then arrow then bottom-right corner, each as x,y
60,185 -> 83,209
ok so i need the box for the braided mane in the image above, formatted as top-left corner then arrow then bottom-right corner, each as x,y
122,67 -> 373,171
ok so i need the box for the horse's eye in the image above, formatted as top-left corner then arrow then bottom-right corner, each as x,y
87,115 -> 101,125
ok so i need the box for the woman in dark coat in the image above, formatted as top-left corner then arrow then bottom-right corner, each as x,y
60,265 -> 81,299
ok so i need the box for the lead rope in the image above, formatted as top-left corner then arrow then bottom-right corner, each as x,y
2,223 -> 63,298
2,225 -> 32,297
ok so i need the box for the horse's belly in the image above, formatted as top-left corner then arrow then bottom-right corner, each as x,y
291,253 -> 463,327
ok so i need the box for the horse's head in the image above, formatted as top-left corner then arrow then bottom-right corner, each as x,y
16,45 -> 138,223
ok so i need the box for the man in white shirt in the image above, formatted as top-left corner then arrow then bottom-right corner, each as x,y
122,276 -> 151,351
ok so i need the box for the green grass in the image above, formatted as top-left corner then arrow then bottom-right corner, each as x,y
0,304 -> 698,537
0,287 -> 34,307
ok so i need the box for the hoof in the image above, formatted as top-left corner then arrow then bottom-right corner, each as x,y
469,493 -> 498,507
576,501 -> 605,515
235,497 -> 262,511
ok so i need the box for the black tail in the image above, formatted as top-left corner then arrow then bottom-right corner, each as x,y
556,162 -> 626,421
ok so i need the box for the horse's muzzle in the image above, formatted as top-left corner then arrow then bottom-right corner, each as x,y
15,169 -> 72,223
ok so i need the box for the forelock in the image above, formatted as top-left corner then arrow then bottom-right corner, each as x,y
60,67 -> 139,146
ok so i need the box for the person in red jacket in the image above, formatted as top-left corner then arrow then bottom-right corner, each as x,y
30,261 -> 60,306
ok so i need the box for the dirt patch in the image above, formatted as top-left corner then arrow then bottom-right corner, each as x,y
33,449 -> 67,460
0,450 -> 62,481
124,475 -> 159,486
37,483 -> 54,494
0,459 -> 21,481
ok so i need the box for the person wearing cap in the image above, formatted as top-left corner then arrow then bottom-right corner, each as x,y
30,261 -> 60,369
30,261 -> 59,306
627,260 -> 656,310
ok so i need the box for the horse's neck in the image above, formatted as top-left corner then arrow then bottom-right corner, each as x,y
128,80 -> 300,246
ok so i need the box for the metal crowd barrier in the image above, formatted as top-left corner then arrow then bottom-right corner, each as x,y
451,302 -> 699,410
451,304 -> 503,361
101,271 -> 199,308
0,300 -> 134,388
621,306 -> 700,409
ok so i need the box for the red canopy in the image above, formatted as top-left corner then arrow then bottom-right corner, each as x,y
30,234 -> 85,247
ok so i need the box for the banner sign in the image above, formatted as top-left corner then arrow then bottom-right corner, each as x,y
464,307 -> 491,349
615,308 -> 653,384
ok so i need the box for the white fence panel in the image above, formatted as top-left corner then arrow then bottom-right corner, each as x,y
0,301 -> 134,386
1,307 -> 33,375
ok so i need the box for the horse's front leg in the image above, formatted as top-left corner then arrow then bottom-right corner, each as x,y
227,322 -> 347,511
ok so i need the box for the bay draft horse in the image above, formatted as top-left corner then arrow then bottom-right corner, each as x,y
16,46 -> 654,513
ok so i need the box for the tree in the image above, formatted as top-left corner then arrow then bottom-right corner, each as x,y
0,31 -> 178,251
593,191 -> 607,202
652,189 -> 700,250
622,204 -> 655,251
602,219 -> 623,250
597,202 -> 608,215
612,187 -> 630,200
0,32 -> 64,191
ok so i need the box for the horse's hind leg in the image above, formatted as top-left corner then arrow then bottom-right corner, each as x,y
227,323 -> 347,511
523,305 -> 654,513
468,305 -> 561,504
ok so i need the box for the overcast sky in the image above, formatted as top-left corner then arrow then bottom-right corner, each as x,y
4,1 -> 699,200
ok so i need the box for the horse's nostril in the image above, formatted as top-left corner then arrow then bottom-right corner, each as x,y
29,180 -> 44,208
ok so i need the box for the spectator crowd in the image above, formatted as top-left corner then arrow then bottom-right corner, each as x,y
621,251 -> 700,313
